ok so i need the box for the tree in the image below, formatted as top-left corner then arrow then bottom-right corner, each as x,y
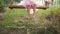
0,0 -> 5,20
0,0 -> 4,8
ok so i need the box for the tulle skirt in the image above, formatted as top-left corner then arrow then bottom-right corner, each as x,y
17,0 -> 45,7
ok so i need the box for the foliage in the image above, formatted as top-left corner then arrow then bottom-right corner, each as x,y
4,0 -> 22,5
0,0 -> 4,8
53,0 -> 60,5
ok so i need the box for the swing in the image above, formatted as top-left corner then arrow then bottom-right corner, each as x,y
9,0 -> 49,9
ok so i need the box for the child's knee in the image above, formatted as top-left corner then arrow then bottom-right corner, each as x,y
31,4 -> 36,8
26,5 -> 31,7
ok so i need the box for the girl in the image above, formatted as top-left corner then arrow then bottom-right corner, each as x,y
24,0 -> 37,19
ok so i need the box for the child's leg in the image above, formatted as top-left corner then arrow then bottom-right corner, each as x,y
26,5 -> 31,18
32,4 -> 36,18
32,4 -> 39,23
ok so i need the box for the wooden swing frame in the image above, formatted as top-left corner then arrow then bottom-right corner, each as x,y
9,0 -> 48,9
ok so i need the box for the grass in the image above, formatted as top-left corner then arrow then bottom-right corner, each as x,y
2,8 -> 27,23
0,5 -> 60,27
0,5 -> 60,34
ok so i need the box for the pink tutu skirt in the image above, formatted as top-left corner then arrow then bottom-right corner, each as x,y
17,0 -> 45,7
23,0 -> 36,7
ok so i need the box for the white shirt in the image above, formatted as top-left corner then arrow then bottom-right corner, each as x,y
25,0 -> 36,2
45,0 -> 49,1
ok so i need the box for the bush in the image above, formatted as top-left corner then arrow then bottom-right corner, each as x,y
0,0 -> 4,8
0,0 -> 5,20
45,6 -> 60,34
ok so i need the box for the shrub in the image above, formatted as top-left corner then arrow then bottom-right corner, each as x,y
0,0 -> 4,8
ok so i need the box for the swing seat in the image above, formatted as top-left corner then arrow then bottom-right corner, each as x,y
9,4 -> 48,9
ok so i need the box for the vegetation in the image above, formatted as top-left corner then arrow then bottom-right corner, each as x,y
0,0 -> 4,8
0,5 -> 60,34
0,0 -> 5,20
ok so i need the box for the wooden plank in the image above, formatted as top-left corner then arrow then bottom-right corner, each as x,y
9,5 -> 48,9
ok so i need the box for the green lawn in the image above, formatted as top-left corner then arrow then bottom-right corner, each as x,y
0,5 -> 60,28
0,7 -> 48,29
0,5 -> 60,34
